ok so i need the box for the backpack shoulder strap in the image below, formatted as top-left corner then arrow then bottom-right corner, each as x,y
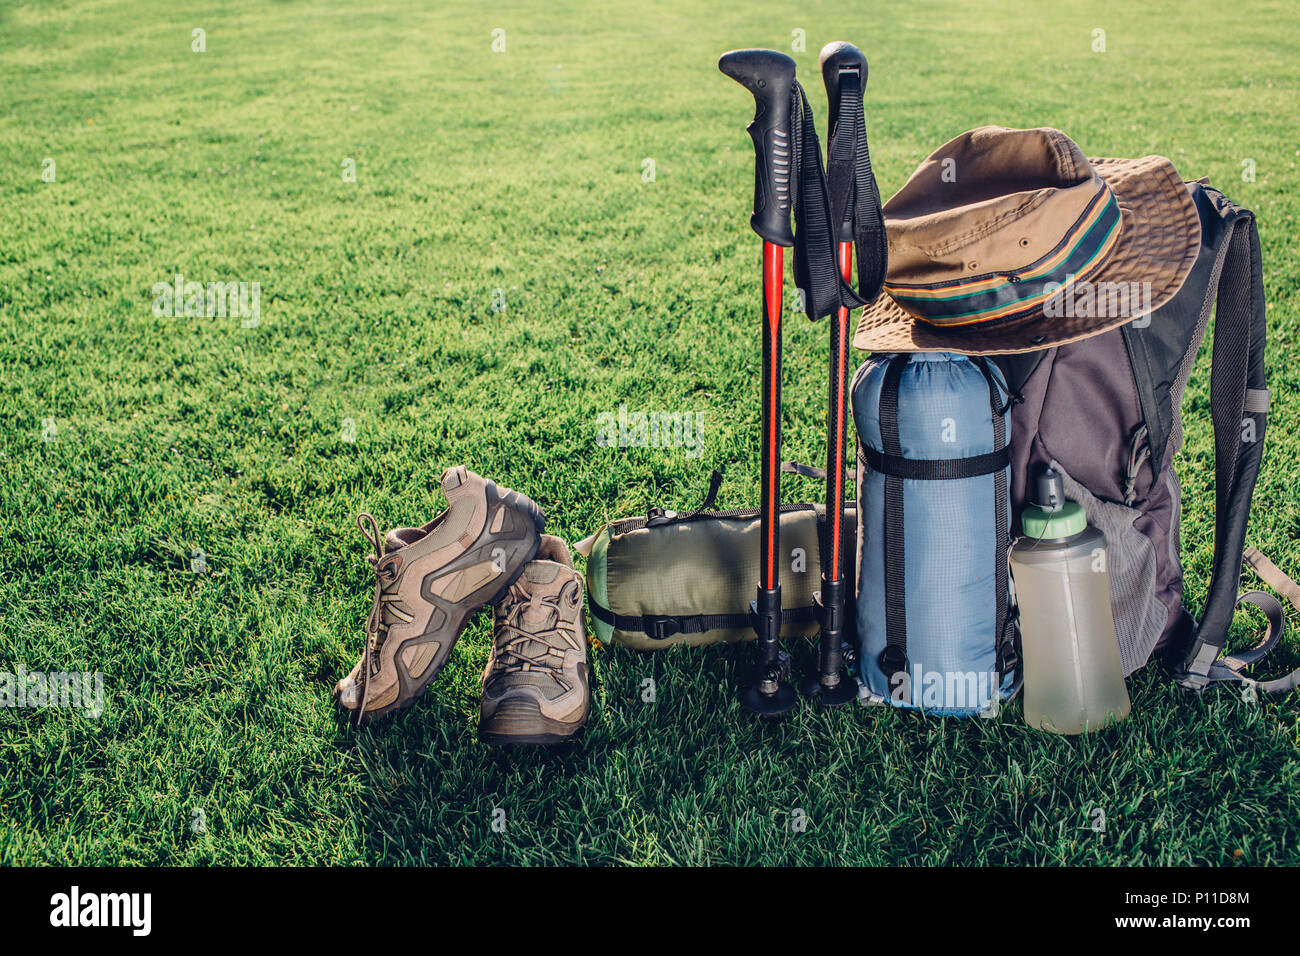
1175,198 -> 1281,689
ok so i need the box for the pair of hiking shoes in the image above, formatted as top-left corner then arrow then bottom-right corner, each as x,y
334,466 -> 590,745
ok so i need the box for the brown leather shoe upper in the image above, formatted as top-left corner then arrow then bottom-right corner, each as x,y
480,535 -> 590,731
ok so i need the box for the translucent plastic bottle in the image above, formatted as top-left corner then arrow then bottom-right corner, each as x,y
1010,469 -> 1131,734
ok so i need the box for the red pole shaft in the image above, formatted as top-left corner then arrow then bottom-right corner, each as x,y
827,239 -> 853,581
761,241 -> 784,591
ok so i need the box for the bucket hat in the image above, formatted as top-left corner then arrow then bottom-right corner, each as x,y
853,126 -> 1200,355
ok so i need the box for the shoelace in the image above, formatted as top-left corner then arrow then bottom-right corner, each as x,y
491,583 -> 580,691
354,513 -> 414,719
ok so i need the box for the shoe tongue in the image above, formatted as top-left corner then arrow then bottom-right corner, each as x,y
513,635 -> 556,657
519,603 -> 556,630
521,560 -> 564,587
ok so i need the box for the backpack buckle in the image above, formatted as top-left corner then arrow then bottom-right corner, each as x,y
996,641 -> 1019,678
646,616 -> 682,641
996,613 -> 1020,677
877,646 -> 908,678
1174,641 -> 1222,692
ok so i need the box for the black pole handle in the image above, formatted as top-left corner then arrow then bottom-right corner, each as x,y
820,41 -> 867,136
820,41 -> 868,243
718,49 -> 796,247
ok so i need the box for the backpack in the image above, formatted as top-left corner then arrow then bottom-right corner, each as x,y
852,352 -> 1016,713
995,181 -> 1299,693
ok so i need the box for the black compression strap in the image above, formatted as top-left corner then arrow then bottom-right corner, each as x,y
976,357 -> 1012,679
880,354 -> 910,675
589,598 -> 816,641
781,459 -> 827,480
861,446 -> 1010,480
678,468 -> 724,519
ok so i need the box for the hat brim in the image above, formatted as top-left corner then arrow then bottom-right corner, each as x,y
853,154 -> 1201,356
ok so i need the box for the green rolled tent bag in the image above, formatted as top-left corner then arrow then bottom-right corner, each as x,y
578,498 -> 856,651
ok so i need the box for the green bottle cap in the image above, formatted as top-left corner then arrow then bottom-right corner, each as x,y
1021,500 -> 1087,539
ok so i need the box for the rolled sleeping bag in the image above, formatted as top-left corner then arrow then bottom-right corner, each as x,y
852,352 -> 1016,714
583,502 -> 855,651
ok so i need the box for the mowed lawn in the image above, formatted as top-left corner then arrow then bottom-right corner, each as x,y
1,0 -> 1297,865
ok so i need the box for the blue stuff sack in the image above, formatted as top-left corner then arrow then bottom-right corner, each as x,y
852,352 -> 1016,714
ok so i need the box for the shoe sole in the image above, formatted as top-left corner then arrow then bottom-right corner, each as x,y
478,695 -> 590,746
351,483 -> 546,724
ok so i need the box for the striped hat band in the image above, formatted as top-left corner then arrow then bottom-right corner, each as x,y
884,184 -> 1123,330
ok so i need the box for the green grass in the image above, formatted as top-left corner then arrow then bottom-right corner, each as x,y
1,0 -> 1298,865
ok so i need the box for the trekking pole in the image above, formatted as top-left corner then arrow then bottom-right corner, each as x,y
800,228 -> 858,707
718,48 -> 798,716
802,41 -> 875,706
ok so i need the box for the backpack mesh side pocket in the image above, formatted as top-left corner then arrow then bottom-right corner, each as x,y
1056,461 -> 1167,675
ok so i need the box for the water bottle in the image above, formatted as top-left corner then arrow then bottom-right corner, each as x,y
1010,468 -> 1131,734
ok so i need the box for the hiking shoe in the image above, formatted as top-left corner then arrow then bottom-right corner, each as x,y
478,535 -> 590,745
335,466 -> 545,724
